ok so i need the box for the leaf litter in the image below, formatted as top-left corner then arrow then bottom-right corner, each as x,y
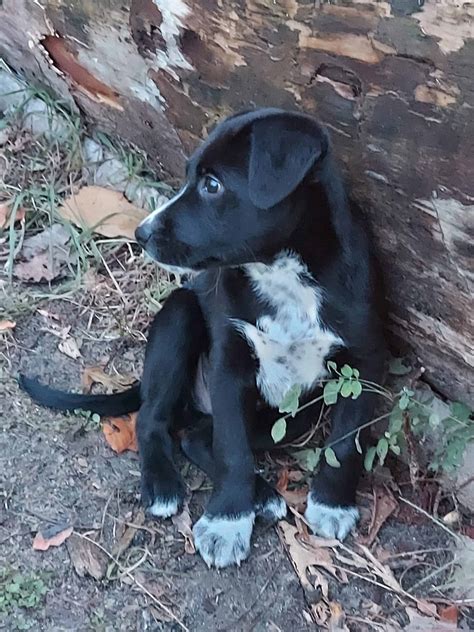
14,223 -> 78,282
32,522 -> 73,551
102,413 -> 138,453
58,186 -> 148,240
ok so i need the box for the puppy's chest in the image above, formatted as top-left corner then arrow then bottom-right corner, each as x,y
234,254 -> 343,408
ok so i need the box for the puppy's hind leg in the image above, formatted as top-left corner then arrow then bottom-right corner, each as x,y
138,288 -> 208,519
180,420 -> 287,524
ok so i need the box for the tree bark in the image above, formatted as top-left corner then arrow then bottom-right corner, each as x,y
1,0 -> 472,404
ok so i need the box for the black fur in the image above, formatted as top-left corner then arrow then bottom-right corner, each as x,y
19,108 -> 386,566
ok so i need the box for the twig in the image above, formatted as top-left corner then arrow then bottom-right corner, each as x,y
399,497 -> 463,543
73,531 -> 189,632
407,558 -> 456,595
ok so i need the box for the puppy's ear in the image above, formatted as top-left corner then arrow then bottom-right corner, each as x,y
248,114 -> 326,209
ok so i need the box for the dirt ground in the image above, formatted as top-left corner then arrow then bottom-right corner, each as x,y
0,299 -> 471,632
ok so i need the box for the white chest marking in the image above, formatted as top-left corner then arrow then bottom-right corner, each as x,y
233,252 -> 344,408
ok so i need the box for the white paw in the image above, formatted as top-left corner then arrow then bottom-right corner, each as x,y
148,497 -> 180,518
256,494 -> 287,523
193,512 -> 255,568
305,495 -> 359,540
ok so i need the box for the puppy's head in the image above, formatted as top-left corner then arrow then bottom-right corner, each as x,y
135,108 -> 329,270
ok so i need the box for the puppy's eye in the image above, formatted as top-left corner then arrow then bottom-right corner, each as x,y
200,174 -> 223,196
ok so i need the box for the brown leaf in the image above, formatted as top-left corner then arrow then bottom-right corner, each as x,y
58,186 -> 148,240
103,413 -> 138,453
405,607 -> 457,631
328,601 -> 349,631
111,510 -> 145,559
82,365 -> 136,394
32,524 -> 73,551
276,468 -> 289,493
280,486 -> 309,513
172,503 -> 195,555
438,605 -> 458,624
0,201 -> 25,229
14,224 -> 77,282
357,486 -> 399,546
67,533 -> 107,580
0,320 -> 16,332
58,336 -> 82,359
278,521 -> 342,593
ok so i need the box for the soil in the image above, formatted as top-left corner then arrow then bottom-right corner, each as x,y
0,301 -> 469,632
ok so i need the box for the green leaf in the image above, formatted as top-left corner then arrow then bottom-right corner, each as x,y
323,380 -> 340,405
352,368 -> 360,379
351,380 -> 363,399
324,447 -> 341,468
376,438 -> 389,466
390,445 -> 401,455
271,418 -> 287,444
306,448 -> 322,472
6,583 -> 20,594
327,360 -> 338,374
388,357 -> 412,376
399,393 -> 410,410
340,381 -> 353,398
355,431 -> 362,454
278,384 -> 302,417
450,402 -> 471,423
364,446 -> 377,471
294,448 -> 322,472
91,413 -> 101,423
389,407 -> 404,433
341,364 -> 353,378
429,413 -> 440,428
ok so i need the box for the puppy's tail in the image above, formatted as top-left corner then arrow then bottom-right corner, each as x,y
18,374 -> 141,416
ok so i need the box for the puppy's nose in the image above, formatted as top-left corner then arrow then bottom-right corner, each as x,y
135,221 -> 152,246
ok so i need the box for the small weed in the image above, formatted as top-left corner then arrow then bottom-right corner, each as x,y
272,362 -> 473,475
0,569 -> 48,617
73,409 -> 102,431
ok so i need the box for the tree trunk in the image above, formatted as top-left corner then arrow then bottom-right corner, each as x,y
1,0 -> 472,404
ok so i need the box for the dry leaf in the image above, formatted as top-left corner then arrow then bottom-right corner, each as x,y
0,201 -> 25,229
278,521 -> 342,591
0,320 -> 16,332
276,468 -> 289,493
276,467 -> 308,512
14,224 -> 77,282
438,605 -> 458,624
357,486 -> 399,546
58,336 -> 82,359
103,413 -> 138,453
82,365 -> 136,393
328,601 -> 349,631
33,523 -> 73,551
107,509 -> 146,578
405,607 -> 457,631
172,503 -> 195,555
37,308 -> 60,321
59,186 -> 148,240
67,533 -> 107,580
279,521 -> 348,625
279,486 -> 308,512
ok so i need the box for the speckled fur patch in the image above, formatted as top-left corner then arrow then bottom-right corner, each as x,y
233,252 -> 343,408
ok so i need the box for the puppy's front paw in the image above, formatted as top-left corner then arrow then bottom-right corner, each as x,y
193,512 -> 255,568
305,494 -> 359,540
141,469 -> 184,519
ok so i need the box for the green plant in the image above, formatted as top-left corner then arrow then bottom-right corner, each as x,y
0,570 -> 48,615
72,409 -> 101,431
272,361 -> 473,475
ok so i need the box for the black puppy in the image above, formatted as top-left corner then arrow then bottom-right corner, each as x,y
20,108 -> 386,568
